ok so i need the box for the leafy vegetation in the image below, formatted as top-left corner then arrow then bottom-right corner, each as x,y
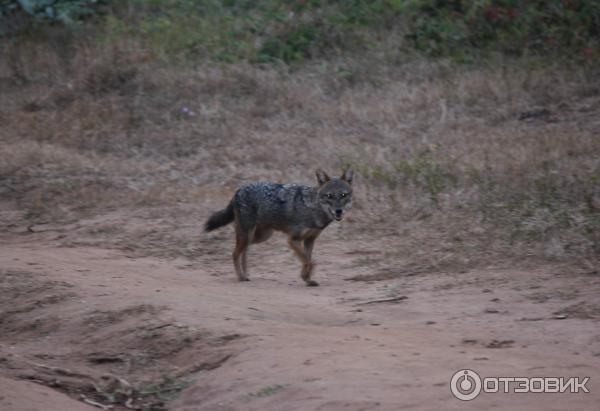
3,1 -> 598,63
402,0 -> 600,60
0,0 -> 104,23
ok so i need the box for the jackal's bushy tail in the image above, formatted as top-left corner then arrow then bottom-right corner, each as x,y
204,201 -> 234,232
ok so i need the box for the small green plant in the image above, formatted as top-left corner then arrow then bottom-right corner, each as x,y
394,152 -> 457,205
258,24 -> 319,63
135,376 -> 191,402
371,166 -> 397,189
246,384 -> 288,399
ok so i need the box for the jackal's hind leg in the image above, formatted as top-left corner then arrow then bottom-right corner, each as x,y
233,219 -> 250,282
241,245 -> 249,279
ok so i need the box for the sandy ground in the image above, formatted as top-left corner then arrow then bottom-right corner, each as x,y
1,215 -> 600,411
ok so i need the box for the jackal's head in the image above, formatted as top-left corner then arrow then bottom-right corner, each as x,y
315,169 -> 354,221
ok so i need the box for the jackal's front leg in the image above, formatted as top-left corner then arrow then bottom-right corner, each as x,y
303,236 -> 318,285
288,237 -> 318,286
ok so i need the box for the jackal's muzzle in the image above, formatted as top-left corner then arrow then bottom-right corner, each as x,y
334,208 -> 344,221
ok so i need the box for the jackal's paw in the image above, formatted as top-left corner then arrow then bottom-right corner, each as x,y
239,277 -> 250,282
306,280 -> 319,287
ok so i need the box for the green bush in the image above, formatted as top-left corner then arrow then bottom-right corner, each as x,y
3,0 -> 598,62
0,0 -> 104,24
99,0 -> 400,63
115,0 -> 600,62
402,0 -> 600,59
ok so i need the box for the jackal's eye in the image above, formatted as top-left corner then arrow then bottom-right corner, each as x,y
326,193 -> 333,199
340,193 -> 347,198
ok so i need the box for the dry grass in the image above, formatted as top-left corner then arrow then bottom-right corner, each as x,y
1,34 -> 599,272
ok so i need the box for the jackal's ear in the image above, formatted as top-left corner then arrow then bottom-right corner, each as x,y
341,169 -> 354,185
315,168 -> 330,186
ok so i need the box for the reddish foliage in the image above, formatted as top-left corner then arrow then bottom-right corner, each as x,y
484,5 -> 503,23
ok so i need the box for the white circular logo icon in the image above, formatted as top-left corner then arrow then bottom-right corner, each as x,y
450,369 -> 482,401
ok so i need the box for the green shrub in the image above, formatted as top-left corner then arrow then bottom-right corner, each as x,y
4,1 -> 598,62
402,0 -> 600,59
1,0 -> 104,24
97,0 -> 401,63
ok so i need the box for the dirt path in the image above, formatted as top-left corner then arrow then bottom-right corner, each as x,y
1,229 -> 600,411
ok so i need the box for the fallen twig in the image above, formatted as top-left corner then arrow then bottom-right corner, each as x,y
147,323 -> 174,331
32,362 -> 93,379
173,354 -> 233,377
355,296 -> 408,305
80,395 -> 114,410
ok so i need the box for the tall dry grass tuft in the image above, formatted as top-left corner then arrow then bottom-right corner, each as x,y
1,30 -> 599,270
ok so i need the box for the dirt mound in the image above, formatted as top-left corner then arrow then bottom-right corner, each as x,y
0,265 -> 241,411
0,270 -> 76,340
0,376 -> 97,411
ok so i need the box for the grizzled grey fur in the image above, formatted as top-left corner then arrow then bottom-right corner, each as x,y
204,169 -> 354,286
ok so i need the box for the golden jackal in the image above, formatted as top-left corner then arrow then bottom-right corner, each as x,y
204,169 -> 354,286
